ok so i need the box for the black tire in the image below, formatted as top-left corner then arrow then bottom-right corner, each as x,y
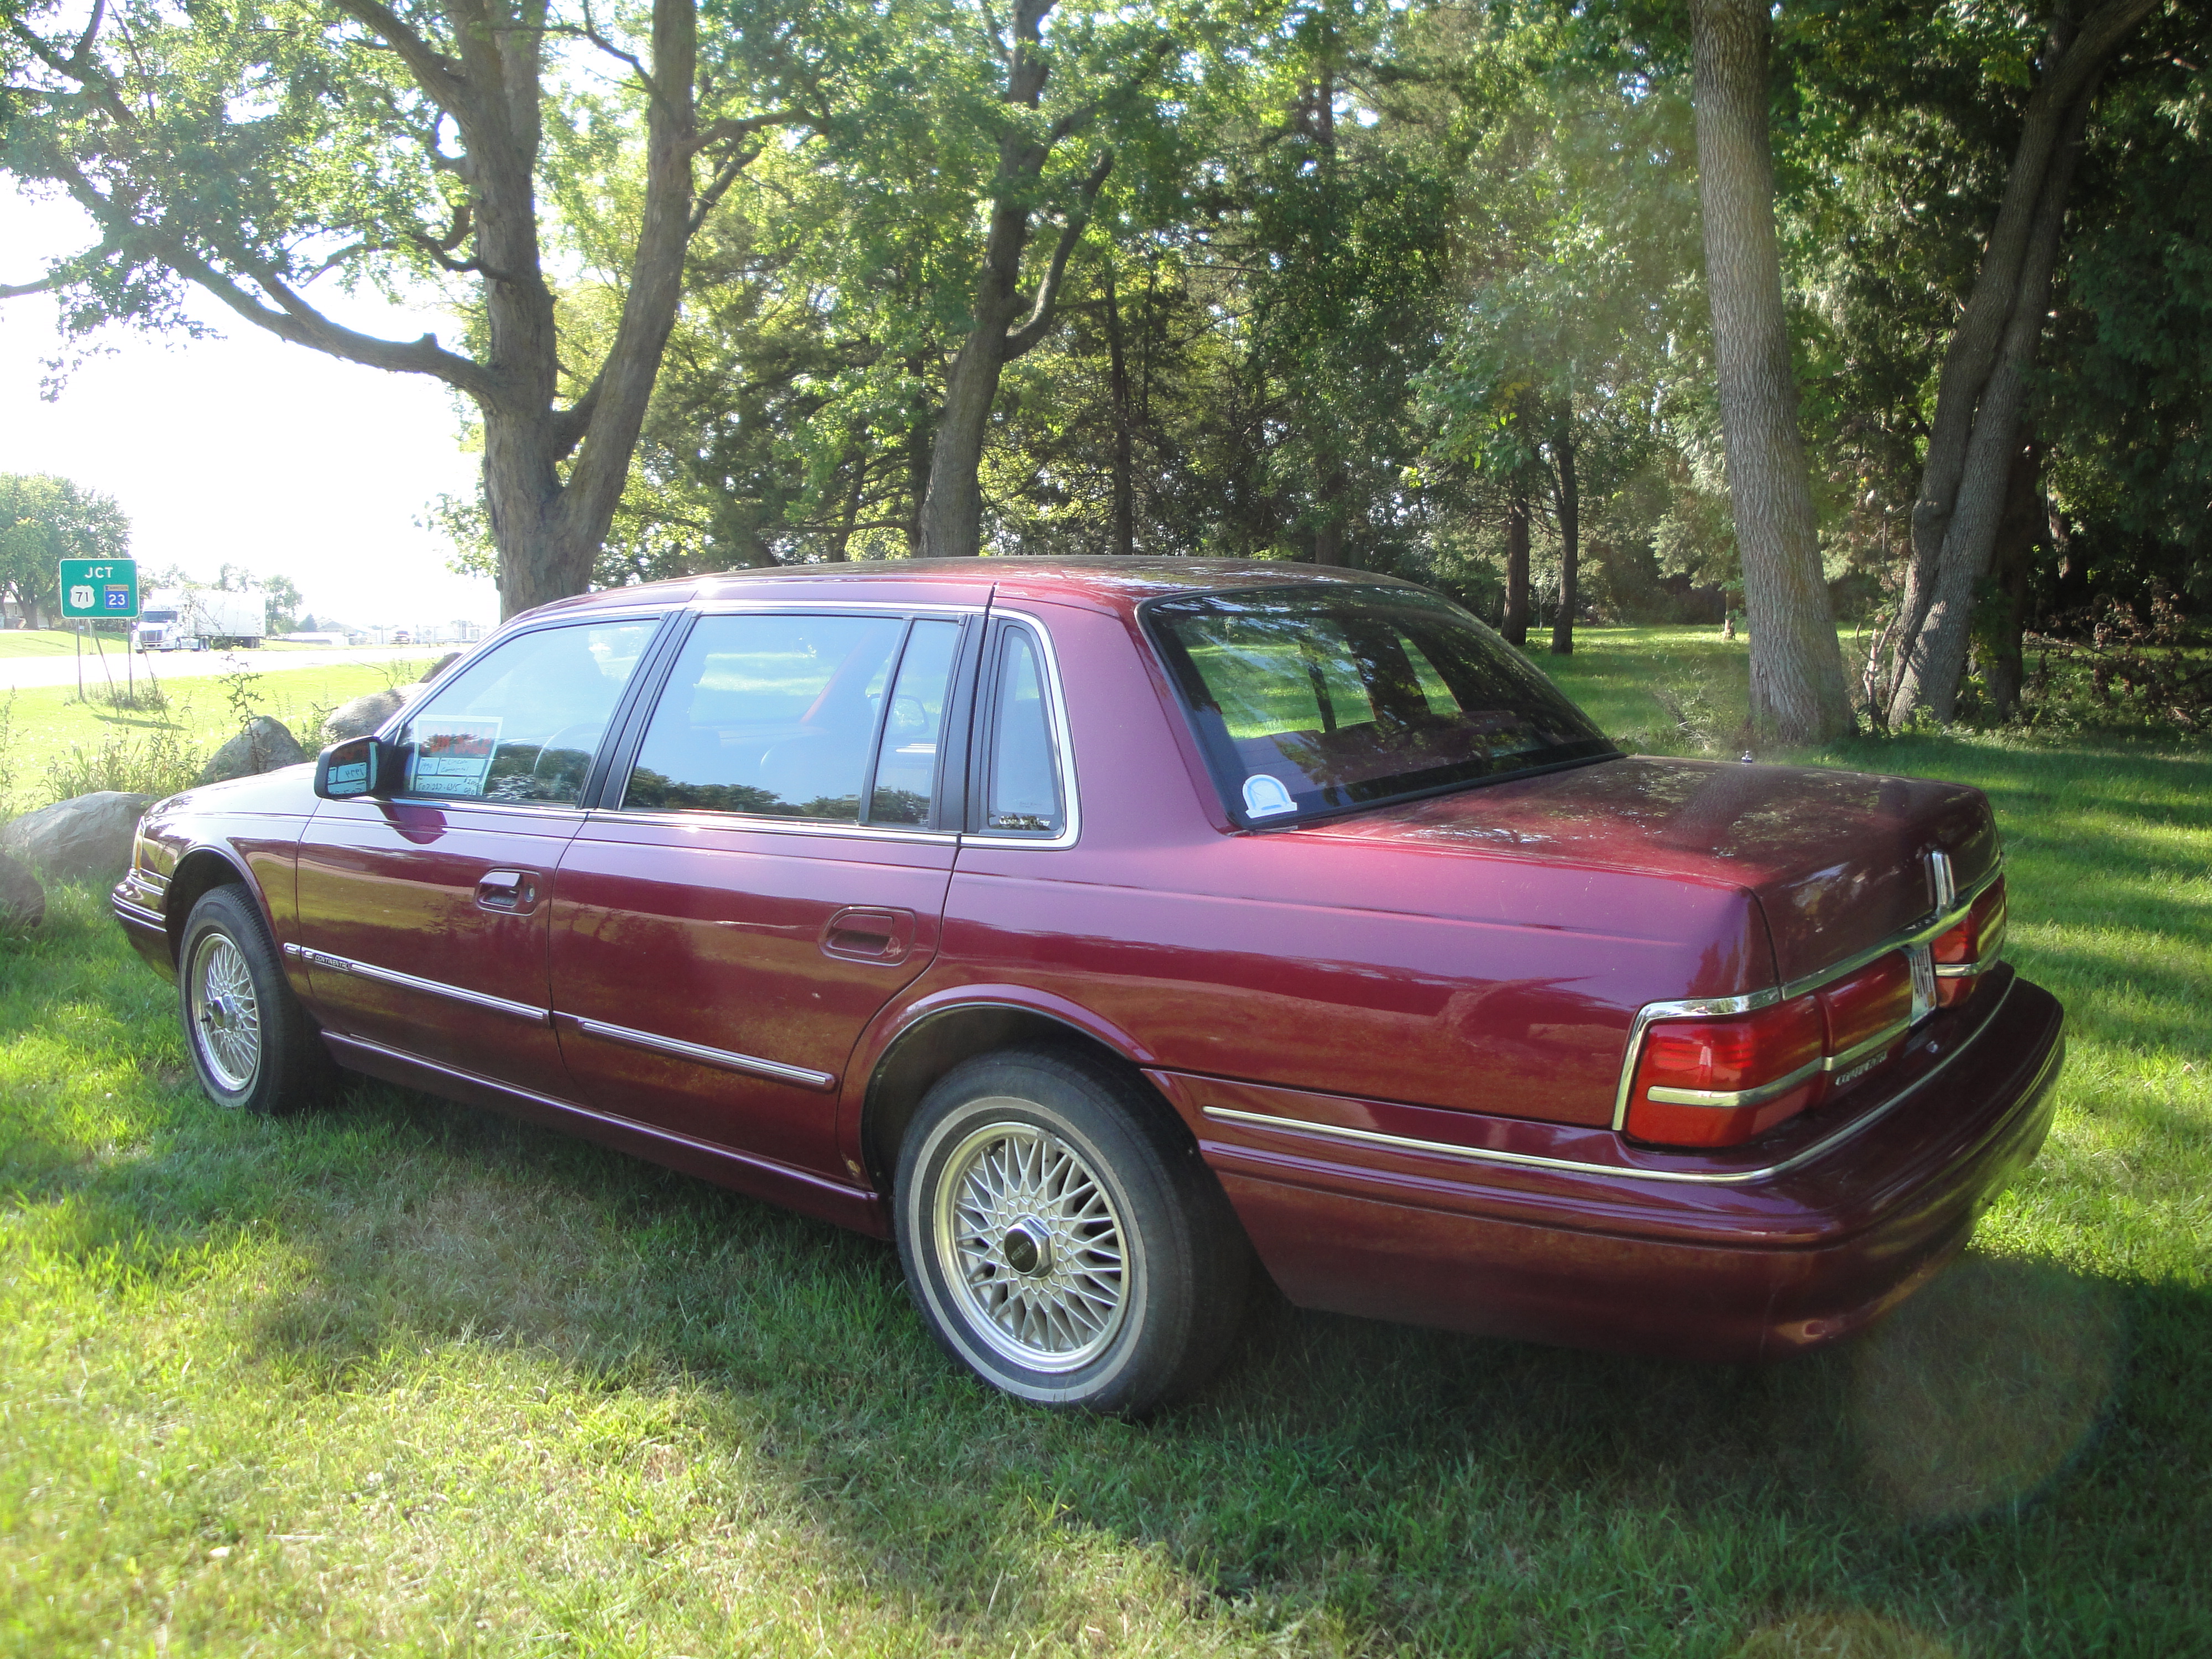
893,1047 -> 1248,1416
178,885 -> 336,1115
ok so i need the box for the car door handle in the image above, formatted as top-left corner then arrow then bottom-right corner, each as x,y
476,869 -> 541,914
821,906 -> 915,964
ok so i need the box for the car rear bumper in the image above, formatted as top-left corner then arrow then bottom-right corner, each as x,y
1154,970 -> 2065,1363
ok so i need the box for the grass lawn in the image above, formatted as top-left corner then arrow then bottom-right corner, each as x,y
2,659 -> 431,811
1,628 -> 2206,1655
0,631 -> 435,659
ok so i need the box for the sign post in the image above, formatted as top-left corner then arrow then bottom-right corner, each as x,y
59,558 -> 138,704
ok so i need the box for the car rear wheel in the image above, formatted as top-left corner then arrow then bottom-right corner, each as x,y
894,1048 -> 1248,1415
179,885 -> 335,1115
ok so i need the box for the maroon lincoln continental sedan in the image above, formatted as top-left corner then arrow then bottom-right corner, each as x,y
112,560 -> 2062,1413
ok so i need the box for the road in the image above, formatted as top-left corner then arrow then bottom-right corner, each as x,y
1,645 -> 457,692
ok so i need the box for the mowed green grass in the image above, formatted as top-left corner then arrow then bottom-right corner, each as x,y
2,660 -> 431,808
1,629 -> 2207,1656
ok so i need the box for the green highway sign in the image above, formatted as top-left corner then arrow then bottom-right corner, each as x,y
59,557 -> 139,620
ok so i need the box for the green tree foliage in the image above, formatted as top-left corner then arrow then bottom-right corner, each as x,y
0,473 -> 129,627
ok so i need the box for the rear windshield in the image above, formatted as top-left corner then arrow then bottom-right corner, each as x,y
1143,585 -> 1617,825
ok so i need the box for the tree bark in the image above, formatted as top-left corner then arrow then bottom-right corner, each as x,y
1689,0 -> 1854,744
1548,425 -> 1578,656
917,0 -> 1114,559
1876,3 -> 2151,723
1311,463 -> 1354,566
13,0 -> 801,620
1103,263 -> 1136,555
1503,492 -> 1531,647
1981,431 -> 2042,721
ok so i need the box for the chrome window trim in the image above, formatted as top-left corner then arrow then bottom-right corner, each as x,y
1203,974 -> 2023,1188
281,942 -> 550,1024
566,1014 -> 836,1091
582,807 -> 959,845
690,598 -> 988,618
964,608 -> 1082,851
1608,858 -> 2005,1132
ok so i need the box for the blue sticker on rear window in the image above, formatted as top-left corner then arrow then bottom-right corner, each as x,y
1242,774 -> 1297,817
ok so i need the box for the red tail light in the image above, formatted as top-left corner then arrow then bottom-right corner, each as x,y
1624,994 -> 1824,1148
1817,952 -> 1913,1094
1932,877 -> 2006,1006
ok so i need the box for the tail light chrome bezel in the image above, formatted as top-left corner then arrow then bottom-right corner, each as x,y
1611,860 -> 2006,1139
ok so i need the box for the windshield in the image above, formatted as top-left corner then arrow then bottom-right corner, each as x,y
1144,585 -> 1617,826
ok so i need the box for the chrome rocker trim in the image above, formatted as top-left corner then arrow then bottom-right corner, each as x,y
281,942 -> 550,1024
113,895 -> 166,930
567,1015 -> 836,1092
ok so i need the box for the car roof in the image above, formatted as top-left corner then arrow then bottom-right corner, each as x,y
521,557 -> 1428,623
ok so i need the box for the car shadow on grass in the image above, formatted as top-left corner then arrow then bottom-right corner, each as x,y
5,882 -> 2204,1652
188,1067 -> 2195,1652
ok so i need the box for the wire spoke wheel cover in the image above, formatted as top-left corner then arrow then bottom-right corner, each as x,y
188,931 -> 263,1094
933,1111 -> 1131,1372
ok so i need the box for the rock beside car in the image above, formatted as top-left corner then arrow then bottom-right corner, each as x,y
0,851 -> 45,929
1,791 -> 153,883
195,716 -> 307,786
419,651 -> 462,683
322,685 -> 420,743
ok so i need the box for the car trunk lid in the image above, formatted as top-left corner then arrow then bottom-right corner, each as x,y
1302,756 -> 1998,985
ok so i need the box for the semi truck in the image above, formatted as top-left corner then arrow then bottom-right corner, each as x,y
134,591 -> 266,651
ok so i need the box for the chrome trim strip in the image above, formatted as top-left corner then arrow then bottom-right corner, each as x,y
280,942 -> 550,1024
583,808 -> 958,846
324,1033 -> 875,1208
1609,855 -> 2006,1131
1203,976 -> 2022,1188
1644,1057 -> 1823,1110
1928,848 -> 1956,912
113,896 -> 166,928
1823,1018 -> 1912,1072
962,608 -> 1082,851
690,599 -> 989,618
567,1015 -> 836,1091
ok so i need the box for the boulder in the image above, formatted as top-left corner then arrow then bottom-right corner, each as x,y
322,683 -> 421,743
419,651 -> 463,683
0,851 -> 45,929
195,716 -> 307,786
0,791 -> 153,884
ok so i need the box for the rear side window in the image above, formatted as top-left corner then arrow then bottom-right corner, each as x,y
623,612 -> 962,826
395,619 -> 658,805
978,624 -> 1065,838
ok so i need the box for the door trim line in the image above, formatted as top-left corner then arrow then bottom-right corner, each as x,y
282,942 -> 551,1025
564,1013 -> 838,1091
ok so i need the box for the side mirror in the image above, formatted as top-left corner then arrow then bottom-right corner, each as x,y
314,735 -> 395,800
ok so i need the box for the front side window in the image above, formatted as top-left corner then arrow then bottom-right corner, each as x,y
394,619 -> 658,805
1143,585 -> 1616,825
623,612 -> 961,826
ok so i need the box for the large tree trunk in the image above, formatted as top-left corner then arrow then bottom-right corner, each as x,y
1981,430 -> 2044,721
1876,1 -> 2152,724
1548,426 -> 1578,657
917,0 -> 1111,558
1503,493 -> 1531,647
1103,264 -> 1136,555
1689,0 -> 1854,745
1311,463 -> 1353,566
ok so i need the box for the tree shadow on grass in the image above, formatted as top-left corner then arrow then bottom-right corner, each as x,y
161,1072 -> 2198,1650
6,889 -> 2207,1651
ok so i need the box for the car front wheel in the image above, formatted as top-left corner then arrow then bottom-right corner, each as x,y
179,885 -> 334,1115
894,1049 -> 1247,1416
